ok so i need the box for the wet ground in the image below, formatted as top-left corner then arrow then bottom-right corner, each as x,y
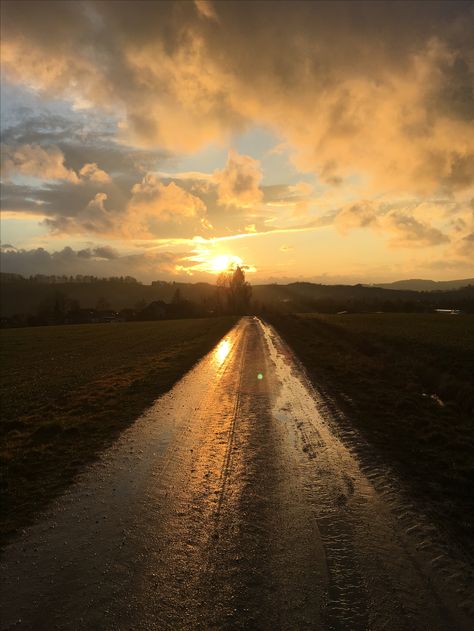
1,317 -> 473,630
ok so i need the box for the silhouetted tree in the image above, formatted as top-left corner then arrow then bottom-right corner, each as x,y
37,290 -> 72,324
217,265 -> 252,314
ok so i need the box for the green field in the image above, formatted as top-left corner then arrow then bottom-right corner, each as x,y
0,317 -> 237,544
270,313 -> 474,551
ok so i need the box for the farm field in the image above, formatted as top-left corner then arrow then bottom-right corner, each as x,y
0,317 -> 237,544
270,313 -> 474,552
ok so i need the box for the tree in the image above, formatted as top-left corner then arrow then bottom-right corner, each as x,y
172,288 -> 182,305
37,290 -> 71,324
217,265 -> 252,314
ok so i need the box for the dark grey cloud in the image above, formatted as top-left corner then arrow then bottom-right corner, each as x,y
1,109 -> 171,177
1,179 -> 124,217
77,245 -> 119,259
385,212 -> 450,247
0,244 -> 188,282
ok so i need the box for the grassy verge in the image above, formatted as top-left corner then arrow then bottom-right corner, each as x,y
0,317 -> 237,545
269,313 -> 474,552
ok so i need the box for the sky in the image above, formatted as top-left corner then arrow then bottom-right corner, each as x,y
1,0 -> 473,284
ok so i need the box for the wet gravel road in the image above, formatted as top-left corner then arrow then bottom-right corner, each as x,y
1,317 -> 473,630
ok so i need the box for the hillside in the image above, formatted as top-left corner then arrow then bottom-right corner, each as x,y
0,276 -> 216,318
252,282 -> 474,313
373,278 -> 474,291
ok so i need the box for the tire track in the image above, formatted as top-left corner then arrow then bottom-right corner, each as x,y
207,330 -> 248,542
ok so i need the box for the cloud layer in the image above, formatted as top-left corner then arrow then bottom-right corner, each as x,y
2,1 -> 473,195
0,244 -> 194,282
1,1 -> 473,279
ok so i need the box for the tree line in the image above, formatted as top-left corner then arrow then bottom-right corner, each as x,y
0,266 -> 253,328
2,267 -> 473,328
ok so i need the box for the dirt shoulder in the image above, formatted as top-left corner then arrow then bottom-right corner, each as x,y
0,317 -> 237,545
268,313 -> 474,556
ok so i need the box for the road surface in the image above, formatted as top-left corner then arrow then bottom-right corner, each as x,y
1,317 -> 473,630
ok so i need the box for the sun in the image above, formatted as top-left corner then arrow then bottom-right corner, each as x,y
209,254 -> 243,274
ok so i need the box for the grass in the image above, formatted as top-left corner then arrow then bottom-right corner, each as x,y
0,317 -> 237,545
269,313 -> 474,552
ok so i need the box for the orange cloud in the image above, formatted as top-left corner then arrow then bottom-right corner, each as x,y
129,174 -> 206,223
213,150 -> 263,208
1,144 -> 112,186
79,162 -> 111,183
1,144 -> 79,183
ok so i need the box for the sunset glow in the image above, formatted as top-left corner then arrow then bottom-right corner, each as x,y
0,1 -> 472,283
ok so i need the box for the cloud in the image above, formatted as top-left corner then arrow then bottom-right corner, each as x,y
43,192 -> 116,236
213,150 -> 263,208
2,0 -> 473,261
383,211 -> 450,247
2,1 -> 472,195
0,106 -> 171,177
335,202 -> 378,233
79,162 -> 111,183
263,182 -> 314,212
92,245 -> 119,259
1,143 -> 79,183
1,152 -> 269,240
453,231 -> 474,257
0,244 -> 191,282
334,200 -> 451,247
127,174 -> 207,237
77,245 -> 119,260
449,203 -> 474,258
130,175 -> 206,221
1,143 -> 112,186
39,174 -> 208,239
0,241 -> 257,283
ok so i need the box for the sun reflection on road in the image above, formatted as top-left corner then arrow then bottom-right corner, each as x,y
215,338 -> 231,365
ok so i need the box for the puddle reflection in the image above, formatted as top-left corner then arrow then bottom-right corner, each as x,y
215,338 -> 231,365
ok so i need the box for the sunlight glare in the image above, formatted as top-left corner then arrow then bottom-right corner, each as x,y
210,254 -> 243,274
215,338 -> 231,365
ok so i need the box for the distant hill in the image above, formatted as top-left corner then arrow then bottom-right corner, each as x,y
372,278 -> 474,291
252,281 -> 474,313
